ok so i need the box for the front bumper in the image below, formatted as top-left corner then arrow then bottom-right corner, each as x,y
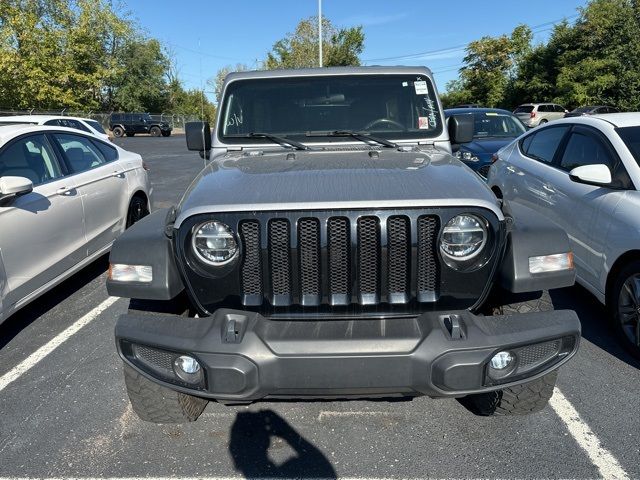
115,309 -> 580,402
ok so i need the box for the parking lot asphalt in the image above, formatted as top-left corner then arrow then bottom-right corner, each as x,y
0,135 -> 638,479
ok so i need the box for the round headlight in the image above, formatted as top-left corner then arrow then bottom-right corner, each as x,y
192,221 -> 239,266
440,214 -> 487,261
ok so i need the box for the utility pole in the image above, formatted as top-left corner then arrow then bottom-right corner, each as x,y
318,0 -> 323,67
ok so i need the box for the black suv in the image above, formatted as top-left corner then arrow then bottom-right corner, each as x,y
109,113 -> 172,138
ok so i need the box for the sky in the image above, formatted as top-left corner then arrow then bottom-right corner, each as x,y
124,0 -> 588,100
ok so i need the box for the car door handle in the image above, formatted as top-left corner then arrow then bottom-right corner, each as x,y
506,166 -> 516,173
56,186 -> 74,196
112,170 -> 125,178
543,184 -> 555,193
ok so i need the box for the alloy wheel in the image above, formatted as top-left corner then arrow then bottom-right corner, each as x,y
617,274 -> 640,348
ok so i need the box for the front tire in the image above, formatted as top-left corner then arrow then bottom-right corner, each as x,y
609,260 -> 640,360
112,126 -> 124,138
161,130 -> 171,137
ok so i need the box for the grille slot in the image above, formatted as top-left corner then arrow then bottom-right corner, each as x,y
518,340 -> 561,369
387,216 -> 410,303
417,216 -> 439,302
298,218 -> 321,305
268,219 -> 292,304
239,221 -> 263,304
357,217 -> 381,304
328,217 -> 351,305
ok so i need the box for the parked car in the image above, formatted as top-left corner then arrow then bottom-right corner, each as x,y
564,106 -> 619,118
106,66 -> 580,424
0,124 -> 151,324
488,112 -> 640,359
444,108 -> 527,178
0,115 -> 110,142
514,103 -> 568,128
109,113 -> 172,138
451,104 -> 482,108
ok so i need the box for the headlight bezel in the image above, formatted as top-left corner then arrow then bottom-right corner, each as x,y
439,214 -> 491,272
191,220 -> 240,267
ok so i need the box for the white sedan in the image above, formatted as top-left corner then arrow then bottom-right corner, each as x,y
488,113 -> 640,359
0,115 -> 111,142
0,124 -> 151,324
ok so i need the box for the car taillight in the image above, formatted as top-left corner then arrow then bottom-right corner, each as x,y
530,111 -> 536,118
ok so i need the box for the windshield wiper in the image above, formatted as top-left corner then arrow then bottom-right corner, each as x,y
306,130 -> 398,148
227,132 -> 309,150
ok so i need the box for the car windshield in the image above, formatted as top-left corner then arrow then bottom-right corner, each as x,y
472,112 -> 526,138
219,74 -> 443,143
85,120 -> 106,134
572,107 -> 594,113
617,126 -> 640,166
514,105 -> 534,114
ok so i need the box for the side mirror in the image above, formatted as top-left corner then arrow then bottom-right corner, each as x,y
0,176 -> 33,204
569,164 -> 612,187
185,121 -> 212,154
448,114 -> 474,146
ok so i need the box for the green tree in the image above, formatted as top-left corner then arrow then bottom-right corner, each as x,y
264,16 -> 364,69
208,63 -> 250,103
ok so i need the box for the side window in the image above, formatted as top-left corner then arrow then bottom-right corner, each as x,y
554,105 -> 565,113
43,119 -> 60,127
520,133 -> 534,153
0,134 -> 63,185
53,133 -> 107,173
91,139 -> 118,162
538,105 -> 548,113
523,126 -> 570,164
558,131 -> 616,172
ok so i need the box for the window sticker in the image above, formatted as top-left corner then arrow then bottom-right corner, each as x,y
418,117 -> 430,129
402,81 -> 408,87
414,80 -> 428,95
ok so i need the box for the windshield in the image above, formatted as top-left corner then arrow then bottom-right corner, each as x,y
472,112 -> 526,138
572,107 -> 594,113
617,126 -> 640,166
514,106 -> 534,114
85,120 -> 106,134
219,74 -> 443,143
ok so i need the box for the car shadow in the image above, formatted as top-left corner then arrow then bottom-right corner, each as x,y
229,409 -> 336,479
549,286 -> 640,369
0,254 -> 109,350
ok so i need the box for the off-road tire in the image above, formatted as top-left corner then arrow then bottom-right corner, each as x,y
150,126 -> 161,137
112,126 -> 124,138
460,370 -> 557,416
161,130 -> 171,137
123,364 -> 207,423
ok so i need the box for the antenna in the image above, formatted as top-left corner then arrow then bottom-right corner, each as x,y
318,0 -> 323,67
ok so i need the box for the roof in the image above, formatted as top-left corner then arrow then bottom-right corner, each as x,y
590,112 -> 640,128
0,114 -> 95,124
444,107 -> 514,116
0,123 -> 101,145
225,65 -> 433,82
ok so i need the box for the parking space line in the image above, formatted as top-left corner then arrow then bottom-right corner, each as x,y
0,296 -> 119,393
550,387 -> 629,480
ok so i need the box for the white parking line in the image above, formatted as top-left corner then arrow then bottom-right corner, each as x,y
550,387 -> 629,480
0,296 -> 119,393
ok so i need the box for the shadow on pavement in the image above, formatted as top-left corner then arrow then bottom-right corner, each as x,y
229,409 -> 336,479
0,255 -> 109,350
549,286 -> 640,369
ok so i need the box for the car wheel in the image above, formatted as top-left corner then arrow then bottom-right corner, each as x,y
126,196 -> 149,228
539,119 -> 548,125
609,260 -> 640,360
161,131 -> 171,137
150,126 -> 161,137
112,126 -> 124,138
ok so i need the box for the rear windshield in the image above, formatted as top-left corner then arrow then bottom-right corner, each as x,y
85,120 -> 106,134
472,112 -> 526,138
617,126 -> 640,166
219,74 -> 443,143
572,107 -> 594,113
514,106 -> 534,114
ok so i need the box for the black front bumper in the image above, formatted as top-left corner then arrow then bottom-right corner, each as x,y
115,309 -> 580,402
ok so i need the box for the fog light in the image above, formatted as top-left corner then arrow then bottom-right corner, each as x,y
490,351 -> 514,370
175,355 -> 200,374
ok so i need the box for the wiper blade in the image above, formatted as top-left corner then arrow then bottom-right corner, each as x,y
306,130 -> 398,148
227,132 -> 309,150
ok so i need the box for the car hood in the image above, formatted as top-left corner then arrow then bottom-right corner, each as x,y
175,147 -> 503,227
462,138 -> 515,154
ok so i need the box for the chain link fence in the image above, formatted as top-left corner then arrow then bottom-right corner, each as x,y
0,109 -> 201,133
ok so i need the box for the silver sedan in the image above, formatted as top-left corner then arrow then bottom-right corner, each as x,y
0,124 -> 151,324
488,113 -> 640,359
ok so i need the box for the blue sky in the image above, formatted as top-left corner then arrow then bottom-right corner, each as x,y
125,0 -> 588,100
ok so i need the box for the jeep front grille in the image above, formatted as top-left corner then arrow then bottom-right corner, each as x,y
237,213 -> 441,307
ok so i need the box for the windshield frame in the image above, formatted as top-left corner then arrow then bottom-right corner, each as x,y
216,73 -> 444,146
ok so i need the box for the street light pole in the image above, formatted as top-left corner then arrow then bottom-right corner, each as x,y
318,0 -> 323,67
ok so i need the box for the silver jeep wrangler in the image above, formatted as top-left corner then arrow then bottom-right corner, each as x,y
107,66 -> 580,423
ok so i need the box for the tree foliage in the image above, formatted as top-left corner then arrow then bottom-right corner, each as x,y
440,0 -> 640,111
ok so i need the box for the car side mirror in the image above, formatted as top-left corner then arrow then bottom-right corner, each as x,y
0,176 -> 33,204
448,114 -> 474,146
569,164 -> 612,187
186,122 -> 212,157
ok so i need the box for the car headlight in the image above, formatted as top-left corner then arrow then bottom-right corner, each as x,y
192,221 -> 239,266
454,150 -> 480,162
440,214 -> 487,262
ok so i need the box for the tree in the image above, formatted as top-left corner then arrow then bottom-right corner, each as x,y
208,63 -> 250,103
264,16 -> 364,69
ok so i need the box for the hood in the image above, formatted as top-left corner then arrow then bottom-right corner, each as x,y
461,138 -> 515,154
175,147 -> 503,227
